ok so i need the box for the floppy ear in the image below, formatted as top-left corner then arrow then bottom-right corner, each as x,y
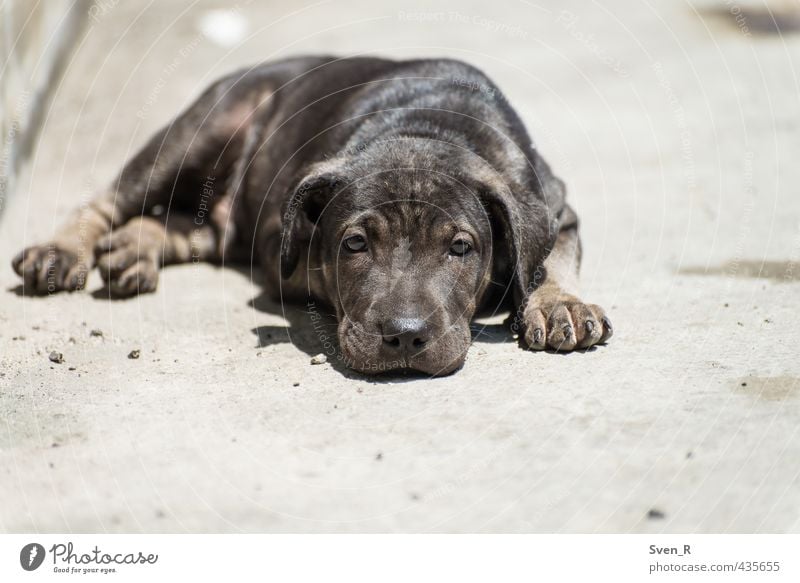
480,157 -> 566,304
279,167 -> 342,279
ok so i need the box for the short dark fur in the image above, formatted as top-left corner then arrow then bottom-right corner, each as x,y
13,56 -> 612,375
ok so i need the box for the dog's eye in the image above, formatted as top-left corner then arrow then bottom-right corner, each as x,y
449,239 -> 472,256
343,234 -> 367,253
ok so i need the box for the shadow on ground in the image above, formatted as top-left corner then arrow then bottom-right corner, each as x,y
678,259 -> 799,283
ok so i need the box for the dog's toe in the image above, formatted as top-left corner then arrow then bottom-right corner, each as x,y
523,309 -> 547,350
546,304 -> 577,351
95,223 -> 163,297
107,259 -> 159,297
12,243 -> 90,294
97,247 -> 140,281
569,303 -> 603,349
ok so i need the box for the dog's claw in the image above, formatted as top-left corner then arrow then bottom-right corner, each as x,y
600,316 -> 613,342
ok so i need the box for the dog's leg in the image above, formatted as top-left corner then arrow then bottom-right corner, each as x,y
93,214 -> 217,297
12,73 -> 266,294
520,206 -> 613,351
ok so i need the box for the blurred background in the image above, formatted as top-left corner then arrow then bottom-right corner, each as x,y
0,0 -> 798,533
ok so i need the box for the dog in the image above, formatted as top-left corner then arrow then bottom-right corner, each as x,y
12,56 -> 612,375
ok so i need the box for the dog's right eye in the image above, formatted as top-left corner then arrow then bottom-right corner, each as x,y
343,234 -> 367,253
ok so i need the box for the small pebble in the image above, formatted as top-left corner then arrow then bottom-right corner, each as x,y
128,349 -> 141,360
49,351 -> 64,364
292,382 -> 300,387
310,353 -> 327,365
647,508 -> 665,520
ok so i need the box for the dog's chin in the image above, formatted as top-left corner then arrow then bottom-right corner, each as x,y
338,318 -> 470,377
344,353 -> 467,377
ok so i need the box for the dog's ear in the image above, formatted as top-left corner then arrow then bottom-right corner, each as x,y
479,157 -> 565,304
280,166 -> 343,279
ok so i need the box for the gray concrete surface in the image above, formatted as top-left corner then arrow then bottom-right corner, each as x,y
1,0 -> 798,533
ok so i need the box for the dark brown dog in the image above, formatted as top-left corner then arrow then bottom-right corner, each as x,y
12,56 -> 612,375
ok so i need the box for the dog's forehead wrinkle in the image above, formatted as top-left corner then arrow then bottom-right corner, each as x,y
360,202 -> 421,241
380,201 -> 454,230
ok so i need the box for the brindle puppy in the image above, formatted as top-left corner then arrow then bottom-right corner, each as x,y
12,56 -> 612,375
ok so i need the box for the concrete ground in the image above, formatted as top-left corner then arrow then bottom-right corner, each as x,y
1,0 -> 798,533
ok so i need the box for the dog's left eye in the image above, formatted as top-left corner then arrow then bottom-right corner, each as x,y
343,234 -> 368,253
449,239 -> 472,256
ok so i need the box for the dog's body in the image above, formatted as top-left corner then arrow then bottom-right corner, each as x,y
13,56 -> 611,375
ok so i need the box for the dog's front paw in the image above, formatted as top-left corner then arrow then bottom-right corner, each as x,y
94,229 -> 160,298
521,293 -> 612,351
12,243 -> 91,294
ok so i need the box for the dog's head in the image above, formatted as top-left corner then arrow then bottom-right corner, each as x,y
280,139 -> 560,375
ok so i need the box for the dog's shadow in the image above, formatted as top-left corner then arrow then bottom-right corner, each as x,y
248,291 -> 334,356
9,282 -> 167,302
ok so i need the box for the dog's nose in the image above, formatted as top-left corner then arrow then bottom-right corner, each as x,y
382,317 -> 430,352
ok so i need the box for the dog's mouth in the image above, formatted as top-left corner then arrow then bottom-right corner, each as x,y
337,316 -> 469,376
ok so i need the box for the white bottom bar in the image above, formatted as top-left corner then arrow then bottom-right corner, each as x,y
1,534 -> 797,582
